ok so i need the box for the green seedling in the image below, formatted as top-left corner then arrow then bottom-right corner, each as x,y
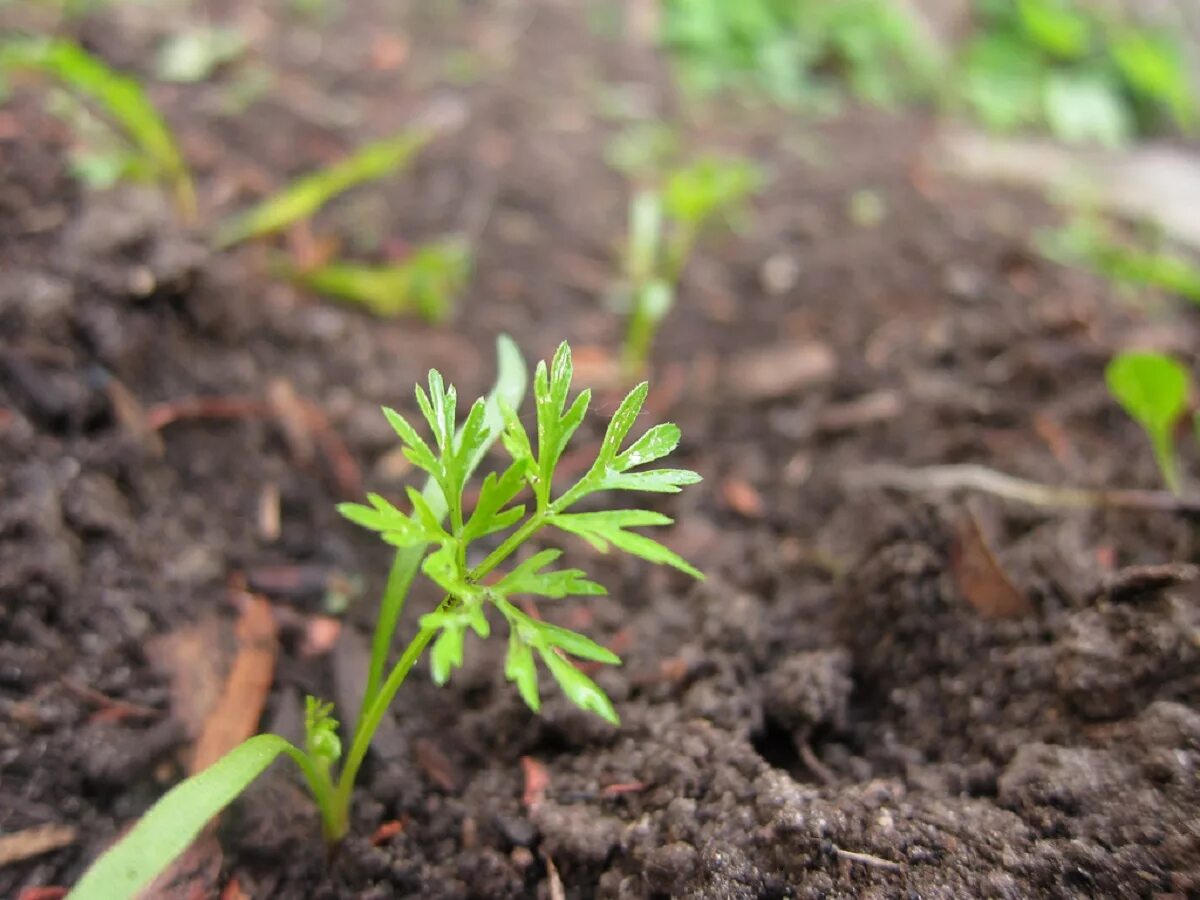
1038,217 -> 1200,307
1106,350 -> 1190,494
286,237 -> 471,322
68,338 -> 703,898
660,0 -> 935,110
620,157 -> 762,378
215,129 -> 430,248
959,0 -> 1195,144
0,36 -> 196,217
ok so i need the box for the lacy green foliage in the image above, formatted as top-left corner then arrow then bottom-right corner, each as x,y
620,158 -> 762,378
1106,351 -> 1192,494
0,36 -> 196,216
339,341 -> 703,722
661,0 -> 935,110
287,238 -> 470,321
67,339 -> 702,896
215,129 -> 430,247
960,0 -> 1195,145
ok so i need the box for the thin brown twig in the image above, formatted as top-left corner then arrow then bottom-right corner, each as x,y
846,464 -> 1200,514
833,846 -> 903,873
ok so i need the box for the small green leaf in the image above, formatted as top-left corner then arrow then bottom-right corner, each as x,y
304,696 -> 341,765
616,423 -> 681,471
1106,351 -> 1190,493
550,510 -> 704,579
505,632 -> 540,712
495,549 -> 607,599
596,468 -> 703,494
429,626 -> 466,685
336,494 -> 428,546
1015,0 -> 1091,59
463,464 -> 527,542
535,622 -> 621,665
540,650 -> 619,725
215,129 -> 429,247
421,543 -> 470,596
598,382 -> 649,464
68,735 -> 297,899
405,487 -> 451,540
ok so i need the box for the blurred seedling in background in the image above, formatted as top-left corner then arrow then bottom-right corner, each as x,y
0,36 -> 197,218
1106,351 -> 1193,494
67,340 -> 703,898
283,237 -> 471,323
660,0 -> 936,111
619,157 -> 763,378
1039,216 -> 1200,308
960,0 -> 1195,146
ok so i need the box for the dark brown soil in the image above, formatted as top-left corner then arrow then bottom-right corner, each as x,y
3,2 -> 1200,898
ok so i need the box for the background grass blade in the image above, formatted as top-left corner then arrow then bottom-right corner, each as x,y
216,129 -> 431,248
1,36 -> 196,219
68,735 -> 297,900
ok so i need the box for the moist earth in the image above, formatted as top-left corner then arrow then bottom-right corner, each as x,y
2,1 -> 1199,898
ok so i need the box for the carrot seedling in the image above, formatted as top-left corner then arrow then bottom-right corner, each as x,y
0,36 -> 196,218
214,128 -> 431,248
68,338 -> 703,898
1106,350 -> 1191,493
285,237 -> 471,322
620,157 -> 761,378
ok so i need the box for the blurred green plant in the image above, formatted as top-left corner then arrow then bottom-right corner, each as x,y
1038,217 -> 1200,307
285,237 -> 471,322
959,0 -> 1196,145
155,25 -> 247,84
216,129 -> 430,247
0,36 -> 196,217
1106,350 -> 1192,493
67,339 -> 703,897
660,0 -> 936,110
620,157 -> 763,378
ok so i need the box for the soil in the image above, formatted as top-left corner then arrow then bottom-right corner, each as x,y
3,2 -> 1200,898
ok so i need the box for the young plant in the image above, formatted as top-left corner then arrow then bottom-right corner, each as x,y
620,157 -> 762,378
68,338 -> 703,899
284,236 -> 471,322
1105,350 -> 1191,494
0,36 -> 196,218
214,128 -> 431,248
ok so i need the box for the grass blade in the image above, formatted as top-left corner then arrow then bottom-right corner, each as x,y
1,36 -> 195,218
68,735 -> 296,900
216,130 -> 431,248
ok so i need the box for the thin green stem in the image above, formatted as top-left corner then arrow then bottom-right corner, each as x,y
1152,431 -> 1182,495
362,546 -> 423,709
470,513 -> 546,581
281,744 -> 341,843
330,625 -> 437,839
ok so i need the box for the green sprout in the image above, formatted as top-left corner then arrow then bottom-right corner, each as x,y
285,237 -> 471,322
0,36 -> 196,218
620,157 -> 761,378
1105,350 -> 1191,494
215,128 -> 430,248
67,338 -> 703,898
